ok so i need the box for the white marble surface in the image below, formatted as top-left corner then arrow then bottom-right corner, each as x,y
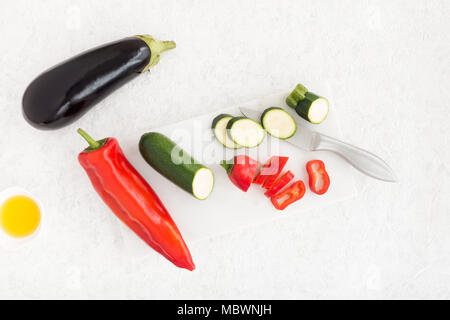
0,0 -> 449,299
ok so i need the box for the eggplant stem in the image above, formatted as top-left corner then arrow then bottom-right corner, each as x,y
161,41 -> 176,51
136,35 -> 176,71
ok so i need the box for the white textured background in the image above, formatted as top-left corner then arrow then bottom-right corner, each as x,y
0,0 -> 449,299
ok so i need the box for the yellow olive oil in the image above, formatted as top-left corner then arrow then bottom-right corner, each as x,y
0,195 -> 41,238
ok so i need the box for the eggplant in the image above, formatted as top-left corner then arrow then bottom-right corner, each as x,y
22,35 -> 175,130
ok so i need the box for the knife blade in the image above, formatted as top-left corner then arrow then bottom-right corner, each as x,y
239,107 -> 397,182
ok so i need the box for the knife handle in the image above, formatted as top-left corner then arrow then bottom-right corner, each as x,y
312,133 -> 397,182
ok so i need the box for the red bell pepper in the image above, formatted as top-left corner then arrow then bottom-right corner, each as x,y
306,160 -> 330,195
77,129 -> 195,271
221,155 -> 259,192
264,171 -> 294,198
262,156 -> 289,189
271,180 -> 306,210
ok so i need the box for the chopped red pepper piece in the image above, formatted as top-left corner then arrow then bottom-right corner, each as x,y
264,171 -> 294,198
253,156 -> 286,185
262,156 -> 289,189
271,180 -> 306,210
306,160 -> 330,195
253,171 -> 267,185
221,155 -> 259,192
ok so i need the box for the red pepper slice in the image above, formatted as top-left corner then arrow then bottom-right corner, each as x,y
253,156 -> 281,185
264,171 -> 294,198
306,160 -> 330,195
271,180 -> 306,210
221,155 -> 259,192
262,156 -> 289,189
77,129 -> 195,271
253,171 -> 267,185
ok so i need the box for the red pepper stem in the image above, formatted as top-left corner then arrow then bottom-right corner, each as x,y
220,160 -> 233,175
77,128 -> 101,150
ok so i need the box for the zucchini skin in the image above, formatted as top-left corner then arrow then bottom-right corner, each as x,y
22,37 -> 151,130
139,132 -> 212,198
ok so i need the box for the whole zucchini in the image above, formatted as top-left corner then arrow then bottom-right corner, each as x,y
22,35 -> 175,130
139,132 -> 215,200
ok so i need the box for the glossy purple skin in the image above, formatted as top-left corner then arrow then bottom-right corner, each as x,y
22,37 -> 151,130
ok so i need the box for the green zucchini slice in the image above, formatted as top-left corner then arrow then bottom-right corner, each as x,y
260,107 -> 297,139
226,117 -> 265,148
286,83 -> 329,124
211,114 -> 241,149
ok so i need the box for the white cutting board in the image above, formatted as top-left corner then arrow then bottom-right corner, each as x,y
121,93 -> 357,253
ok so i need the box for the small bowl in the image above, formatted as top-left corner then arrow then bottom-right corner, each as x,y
0,187 -> 44,250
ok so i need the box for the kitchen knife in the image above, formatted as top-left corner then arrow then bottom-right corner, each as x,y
240,107 -> 397,182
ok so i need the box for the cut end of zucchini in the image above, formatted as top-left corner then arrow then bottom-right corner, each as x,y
227,117 -> 265,148
192,168 -> 214,200
294,92 -> 329,124
212,114 -> 241,149
286,83 -> 308,108
261,107 -> 297,139
308,98 -> 329,124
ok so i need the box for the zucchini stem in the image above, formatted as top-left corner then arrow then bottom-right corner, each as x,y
286,83 -> 308,108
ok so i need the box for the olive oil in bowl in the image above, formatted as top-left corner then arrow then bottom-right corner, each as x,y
1,195 -> 41,238
0,188 -> 43,248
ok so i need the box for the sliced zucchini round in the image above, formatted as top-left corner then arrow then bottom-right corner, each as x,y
226,117 -> 265,148
192,167 -> 215,200
211,114 -> 241,149
296,92 -> 329,124
260,107 -> 297,139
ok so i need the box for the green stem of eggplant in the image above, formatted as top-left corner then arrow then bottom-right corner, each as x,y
77,128 -> 101,150
149,40 -> 176,67
136,35 -> 176,70
161,41 -> 176,50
